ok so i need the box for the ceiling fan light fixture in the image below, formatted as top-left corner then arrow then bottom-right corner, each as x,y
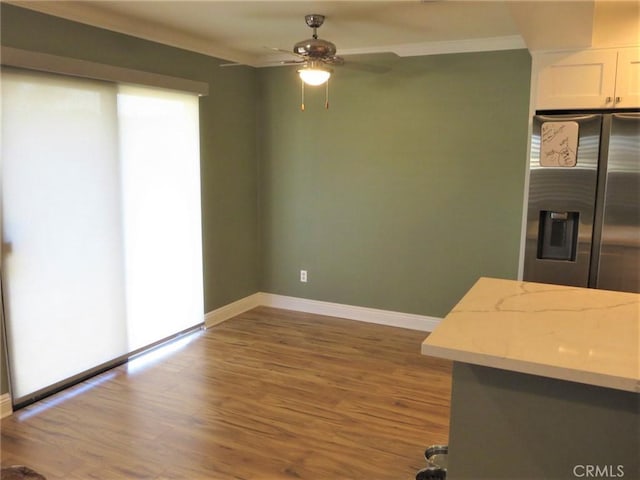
298,65 -> 332,86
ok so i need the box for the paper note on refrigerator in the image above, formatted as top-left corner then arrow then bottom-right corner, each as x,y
540,121 -> 579,167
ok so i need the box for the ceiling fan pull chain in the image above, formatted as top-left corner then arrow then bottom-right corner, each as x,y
301,80 -> 305,111
325,80 -> 329,110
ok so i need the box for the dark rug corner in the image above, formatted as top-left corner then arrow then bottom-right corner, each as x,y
0,466 -> 46,480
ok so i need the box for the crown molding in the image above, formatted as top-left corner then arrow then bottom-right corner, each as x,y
6,1 -> 255,65
339,35 -> 526,58
8,1 -> 526,67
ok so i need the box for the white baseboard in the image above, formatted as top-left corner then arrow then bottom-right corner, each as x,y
204,292 -> 262,328
260,293 -> 441,331
1,393 -> 12,418
205,292 -> 441,332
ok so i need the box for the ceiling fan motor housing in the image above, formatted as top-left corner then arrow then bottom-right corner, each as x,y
293,38 -> 337,58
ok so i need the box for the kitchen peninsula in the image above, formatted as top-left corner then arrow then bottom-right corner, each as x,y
422,277 -> 639,480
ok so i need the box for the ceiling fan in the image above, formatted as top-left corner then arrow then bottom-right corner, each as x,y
222,14 -> 384,110
275,14 -> 360,110
273,14 -> 390,76
279,14 -> 344,87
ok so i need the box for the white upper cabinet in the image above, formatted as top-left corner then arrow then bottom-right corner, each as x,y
535,47 -> 640,110
614,48 -> 640,108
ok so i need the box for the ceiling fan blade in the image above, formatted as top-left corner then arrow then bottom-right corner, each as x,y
337,52 -> 398,74
324,55 -> 345,66
219,62 -> 250,68
264,46 -> 305,59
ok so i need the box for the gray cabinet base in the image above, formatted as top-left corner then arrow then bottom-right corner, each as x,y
446,362 -> 639,480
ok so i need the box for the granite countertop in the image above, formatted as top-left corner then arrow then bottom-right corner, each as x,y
421,277 -> 640,392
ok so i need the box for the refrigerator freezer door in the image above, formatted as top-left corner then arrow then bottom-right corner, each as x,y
594,113 -> 640,293
523,114 -> 601,287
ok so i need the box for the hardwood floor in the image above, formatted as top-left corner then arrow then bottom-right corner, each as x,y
1,307 -> 452,480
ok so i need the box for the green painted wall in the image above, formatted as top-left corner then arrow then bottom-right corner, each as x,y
258,50 -> 531,317
0,4 -> 260,395
0,4 -> 532,399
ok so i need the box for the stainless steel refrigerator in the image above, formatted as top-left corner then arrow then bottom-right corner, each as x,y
523,112 -> 640,293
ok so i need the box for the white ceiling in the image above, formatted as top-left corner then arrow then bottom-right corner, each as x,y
8,1 -> 640,66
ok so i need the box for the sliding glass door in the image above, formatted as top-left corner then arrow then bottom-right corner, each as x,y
117,85 -> 204,351
1,68 -> 203,405
1,69 -> 128,401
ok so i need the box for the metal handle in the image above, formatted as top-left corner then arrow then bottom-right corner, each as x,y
606,96 -> 612,103
615,96 -> 621,104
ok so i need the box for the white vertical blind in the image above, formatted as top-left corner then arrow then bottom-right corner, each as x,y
1,69 -> 128,399
1,70 -> 204,403
117,85 -> 203,350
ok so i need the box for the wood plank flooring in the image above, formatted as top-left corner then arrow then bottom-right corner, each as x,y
1,307 -> 452,480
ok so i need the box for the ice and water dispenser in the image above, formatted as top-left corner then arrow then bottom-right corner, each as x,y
536,210 -> 579,261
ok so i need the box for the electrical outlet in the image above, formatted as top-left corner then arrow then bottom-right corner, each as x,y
300,270 -> 307,283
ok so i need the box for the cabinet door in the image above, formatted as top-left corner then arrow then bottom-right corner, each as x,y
613,48 -> 640,108
535,50 -> 618,110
